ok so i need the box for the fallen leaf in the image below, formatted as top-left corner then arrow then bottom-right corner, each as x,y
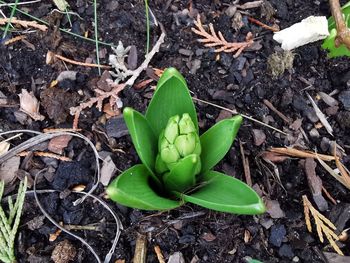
48,135 -> 72,155
100,155 -> 117,186
52,0 -> 69,11
0,156 -> 20,185
0,141 -> 10,155
18,89 -> 45,121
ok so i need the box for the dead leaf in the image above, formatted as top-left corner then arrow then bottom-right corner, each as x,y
318,92 -> 338,107
27,215 -> 46,230
201,232 -> 216,242
52,0 -> 69,11
18,89 -> 45,121
100,155 -> 117,186
48,135 -> 72,154
0,156 -> 20,185
0,141 -> 10,155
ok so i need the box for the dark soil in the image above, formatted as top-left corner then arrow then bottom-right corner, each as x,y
1,0 -> 350,262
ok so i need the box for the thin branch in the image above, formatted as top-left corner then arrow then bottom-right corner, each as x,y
0,17 -> 47,31
329,0 -> 350,48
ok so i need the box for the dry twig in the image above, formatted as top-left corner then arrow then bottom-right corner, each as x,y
192,14 -> 254,57
269,147 -> 335,161
17,151 -> 72,162
0,17 -> 47,31
329,0 -> 350,49
302,195 -> 343,255
3,35 -> 26,45
248,17 -> 279,32
46,51 -> 111,69
154,246 -> 165,263
70,83 -> 125,129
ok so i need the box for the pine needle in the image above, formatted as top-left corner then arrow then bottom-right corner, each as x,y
93,0 -> 101,75
302,195 -> 343,255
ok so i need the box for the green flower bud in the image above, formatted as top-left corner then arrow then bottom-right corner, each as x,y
160,144 -> 180,164
179,113 -> 196,134
174,133 -> 196,157
164,115 -> 180,144
158,113 -> 201,174
155,154 -> 168,174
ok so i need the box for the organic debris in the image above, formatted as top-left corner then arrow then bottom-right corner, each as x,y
267,50 -> 295,79
192,15 -> 254,57
18,89 -> 45,121
302,195 -> 343,255
0,17 -> 47,31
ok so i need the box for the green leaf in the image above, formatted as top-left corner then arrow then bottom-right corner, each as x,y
145,68 -> 198,137
123,107 -> 160,184
322,2 -> 350,58
200,115 -> 242,172
163,154 -> 198,193
180,171 -> 266,215
322,29 -> 350,58
107,164 -> 181,210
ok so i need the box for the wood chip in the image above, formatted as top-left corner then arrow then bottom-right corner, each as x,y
48,135 -> 72,154
18,89 -> 45,121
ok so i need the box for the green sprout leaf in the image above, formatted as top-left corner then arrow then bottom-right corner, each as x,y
146,68 -> 198,137
123,107 -> 160,184
106,164 -> 181,210
322,2 -> 350,57
200,116 -> 242,172
180,171 -> 266,215
163,154 -> 198,193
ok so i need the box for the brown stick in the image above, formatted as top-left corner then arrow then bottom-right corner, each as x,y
239,141 -> 252,187
269,147 -> 336,161
329,0 -> 350,48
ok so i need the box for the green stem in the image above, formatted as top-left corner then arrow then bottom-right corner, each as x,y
0,0 -> 116,47
2,0 -> 19,39
144,0 -> 150,54
93,0 -> 101,75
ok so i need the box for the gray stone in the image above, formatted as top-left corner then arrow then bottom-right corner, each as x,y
339,90 -> 350,110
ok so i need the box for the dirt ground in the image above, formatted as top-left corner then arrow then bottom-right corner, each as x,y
1,0 -> 350,262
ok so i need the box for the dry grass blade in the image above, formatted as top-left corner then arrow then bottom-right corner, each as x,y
316,154 -> 350,190
269,147 -> 335,161
306,92 -> 333,136
302,195 -> 343,255
0,17 -> 47,31
191,14 -> 254,57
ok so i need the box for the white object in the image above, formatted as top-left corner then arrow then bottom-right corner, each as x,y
273,16 -> 329,50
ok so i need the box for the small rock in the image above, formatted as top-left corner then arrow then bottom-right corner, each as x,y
179,235 -> 196,244
320,137 -> 331,152
225,5 -> 237,18
266,199 -> 285,218
201,232 -> 216,242
278,244 -> 294,259
216,110 -> 232,122
127,45 -> 138,70
303,107 -> 319,123
219,53 -> 233,69
269,224 -> 286,247
325,106 -> 339,115
189,59 -> 201,74
260,218 -> 274,229
105,115 -> 129,138
337,111 -> 350,129
339,90 -> 350,110
309,128 -> 320,138
211,90 -> 234,103
97,70 -> 112,92
51,240 -> 76,263
328,203 -> 350,231
178,48 -> 194,57
168,252 -> 185,263
252,129 -> 266,146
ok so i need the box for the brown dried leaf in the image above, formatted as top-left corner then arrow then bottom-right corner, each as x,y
48,135 -> 72,155
0,156 -> 20,185
100,155 -> 117,186
0,141 -> 10,155
18,89 -> 45,121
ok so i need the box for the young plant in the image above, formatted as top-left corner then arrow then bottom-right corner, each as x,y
107,68 -> 265,215
0,177 -> 27,263
322,1 -> 350,57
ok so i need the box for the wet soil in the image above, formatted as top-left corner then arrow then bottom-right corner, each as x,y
1,0 -> 350,262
